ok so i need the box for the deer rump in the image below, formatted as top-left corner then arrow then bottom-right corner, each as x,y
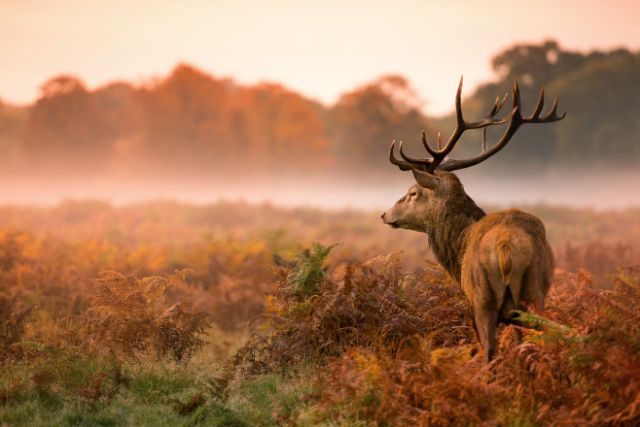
461,209 -> 553,322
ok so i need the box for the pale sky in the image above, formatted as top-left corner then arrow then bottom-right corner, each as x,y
2,0 -> 639,114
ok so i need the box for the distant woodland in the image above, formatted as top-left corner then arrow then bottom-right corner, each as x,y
1,40 -> 639,181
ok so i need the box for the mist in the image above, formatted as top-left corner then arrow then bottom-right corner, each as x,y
0,169 -> 637,210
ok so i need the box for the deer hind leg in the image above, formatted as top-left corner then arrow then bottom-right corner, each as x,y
520,265 -> 547,311
471,272 -> 499,363
474,301 -> 498,363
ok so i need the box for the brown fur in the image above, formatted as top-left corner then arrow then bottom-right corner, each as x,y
383,171 -> 554,362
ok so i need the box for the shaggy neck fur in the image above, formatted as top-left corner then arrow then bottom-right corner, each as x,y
427,192 -> 486,282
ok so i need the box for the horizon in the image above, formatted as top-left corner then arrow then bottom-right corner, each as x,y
3,0 -> 640,114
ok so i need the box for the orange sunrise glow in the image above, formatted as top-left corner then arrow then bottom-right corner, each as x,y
2,0 -> 639,114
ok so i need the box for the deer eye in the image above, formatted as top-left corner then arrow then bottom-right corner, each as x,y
409,192 -> 417,197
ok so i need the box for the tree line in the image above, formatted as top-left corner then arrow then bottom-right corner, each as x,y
0,40 -> 638,180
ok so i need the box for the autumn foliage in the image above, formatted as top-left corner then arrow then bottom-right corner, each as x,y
0,202 -> 639,425
238,245 -> 640,426
6,66 -> 421,179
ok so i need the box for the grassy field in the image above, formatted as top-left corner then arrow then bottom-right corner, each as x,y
1,201 -> 640,426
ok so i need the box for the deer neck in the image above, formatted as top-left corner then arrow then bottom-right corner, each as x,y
427,194 -> 486,282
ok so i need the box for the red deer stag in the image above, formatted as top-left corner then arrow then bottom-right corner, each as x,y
382,78 -> 565,362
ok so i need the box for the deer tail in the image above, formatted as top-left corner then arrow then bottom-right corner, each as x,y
497,239 -> 513,286
495,233 -> 532,317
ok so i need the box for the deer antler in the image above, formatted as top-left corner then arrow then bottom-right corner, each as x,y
389,77 -> 566,173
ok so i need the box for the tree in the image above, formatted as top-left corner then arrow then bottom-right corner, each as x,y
136,64 -> 235,172
329,75 -> 434,174
230,83 -> 331,172
21,75 -> 117,172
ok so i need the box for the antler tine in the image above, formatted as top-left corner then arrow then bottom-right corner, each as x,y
421,130 -> 440,157
389,139 -> 431,172
529,84 -> 545,118
388,140 -> 414,171
430,76 -> 469,161
481,127 -> 487,151
539,96 -> 566,121
548,97 -> 560,118
399,140 -> 433,166
517,84 -> 566,123
454,76 -> 465,127
490,93 -> 509,118
512,81 -> 522,112
479,94 -> 506,154
459,88 -> 514,130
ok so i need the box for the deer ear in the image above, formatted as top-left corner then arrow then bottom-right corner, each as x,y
411,169 -> 442,190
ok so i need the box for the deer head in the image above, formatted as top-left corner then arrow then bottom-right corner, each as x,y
382,77 -> 566,234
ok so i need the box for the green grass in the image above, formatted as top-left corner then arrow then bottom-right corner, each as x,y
0,353 -> 325,427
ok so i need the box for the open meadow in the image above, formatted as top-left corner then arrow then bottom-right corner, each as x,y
3,3 -> 640,425
1,201 -> 639,426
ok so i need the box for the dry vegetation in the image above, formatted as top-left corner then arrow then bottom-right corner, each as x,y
0,201 -> 639,426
